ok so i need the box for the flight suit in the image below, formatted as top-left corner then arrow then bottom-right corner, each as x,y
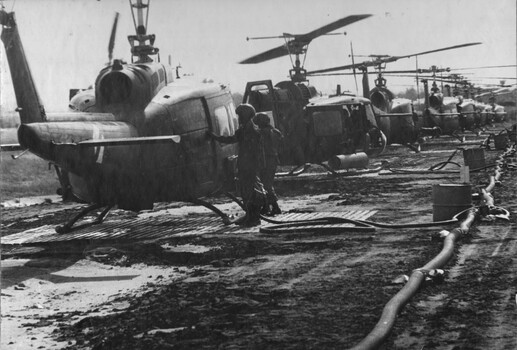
255,113 -> 283,215
211,119 -> 266,226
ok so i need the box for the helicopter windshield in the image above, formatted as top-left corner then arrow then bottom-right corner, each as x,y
364,103 -> 377,126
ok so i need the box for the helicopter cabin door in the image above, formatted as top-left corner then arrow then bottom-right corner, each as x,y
141,96 -> 220,201
243,80 -> 278,127
148,97 -> 218,198
181,98 -> 218,194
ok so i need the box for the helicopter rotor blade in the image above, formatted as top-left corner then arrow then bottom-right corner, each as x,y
307,60 -> 376,75
450,64 -> 516,71
394,42 -> 482,60
350,41 -> 358,93
299,14 -> 371,42
108,12 -> 120,65
239,44 -> 291,64
308,69 -> 446,77
428,77 -> 471,84
239,14 -> 371,64
307,42 -> 482,75
469,76 -> 517,80
308,72 -> 358,77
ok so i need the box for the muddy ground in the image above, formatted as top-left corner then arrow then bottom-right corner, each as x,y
1,124 -> 516,350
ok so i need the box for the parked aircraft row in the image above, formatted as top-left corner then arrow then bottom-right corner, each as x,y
305,46 -> 512,146
0,1 -> 512,232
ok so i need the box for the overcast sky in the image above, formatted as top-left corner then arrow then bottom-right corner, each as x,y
1,0 -> 515,111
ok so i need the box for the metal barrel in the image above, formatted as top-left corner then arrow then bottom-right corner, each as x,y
463,148 -> 485,170
432,184 -> 472,221
328,152 -> 369,170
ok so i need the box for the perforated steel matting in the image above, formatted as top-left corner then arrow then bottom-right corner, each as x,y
380,168 -> 459,175
2,210 -> 377,245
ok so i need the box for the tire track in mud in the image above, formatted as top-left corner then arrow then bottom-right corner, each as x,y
145,234 -> 436,349
474,225 -> 517,350
275,251 -> 372,290
222,248 -> 387,292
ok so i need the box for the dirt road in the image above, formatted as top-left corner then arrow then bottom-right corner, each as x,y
1,125 -> 516,349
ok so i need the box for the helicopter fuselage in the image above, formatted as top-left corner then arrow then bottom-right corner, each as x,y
1,2 -> 244,232
16,61 -> 239,211
243,79 -> 386,166
305,94 -> 386,161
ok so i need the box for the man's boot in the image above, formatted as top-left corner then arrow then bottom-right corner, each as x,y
271,201 -> 281,215
245,204 -> 261,227
234,214 -> 248,225
260,203 -> 270,215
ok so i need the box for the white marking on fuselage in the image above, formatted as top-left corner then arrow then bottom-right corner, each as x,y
92,125 -> 105,164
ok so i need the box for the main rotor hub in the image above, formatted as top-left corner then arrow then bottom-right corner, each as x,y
128,0 -> 159,63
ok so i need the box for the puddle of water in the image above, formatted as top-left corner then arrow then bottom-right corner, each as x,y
161,243 -> 219,254
1,195 -> 62,208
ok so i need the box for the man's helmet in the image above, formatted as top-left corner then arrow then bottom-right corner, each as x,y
254,112 -> 270,127
235,104 -> 256,124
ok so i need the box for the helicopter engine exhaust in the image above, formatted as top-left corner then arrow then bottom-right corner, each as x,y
370,90 -> 390,112
429,93 -> 444,109
96,59 -> 171,112
328,152 -> 369,170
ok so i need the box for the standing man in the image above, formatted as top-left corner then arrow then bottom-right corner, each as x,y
209,104 -> 265,227
254,112 -> 283,216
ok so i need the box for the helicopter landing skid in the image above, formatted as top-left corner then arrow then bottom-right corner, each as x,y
223,191 -> 245,210
405,143 -> 421,153
275,163 -> 312,177
450,131 -> 466,142
319,161 -> 389,177
222,192 -> 255,225
191,198 -> 232,226
55,203 -> 113,234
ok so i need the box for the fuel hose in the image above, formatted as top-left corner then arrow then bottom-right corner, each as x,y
348,144 -> 514,350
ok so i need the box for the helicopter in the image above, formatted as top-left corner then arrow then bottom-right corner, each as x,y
239,14 -> 388,171
473,78 -> 517,115
476,85 -> 517,113
411,71 -> 511,134
0,0 -> 245,233
306,43 -> 482,147
372,65 -> 514,133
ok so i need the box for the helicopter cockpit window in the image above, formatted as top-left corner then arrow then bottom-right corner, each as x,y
312,110 -> 342,137
227,103 -> 239,131
214,106 -> 233,136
